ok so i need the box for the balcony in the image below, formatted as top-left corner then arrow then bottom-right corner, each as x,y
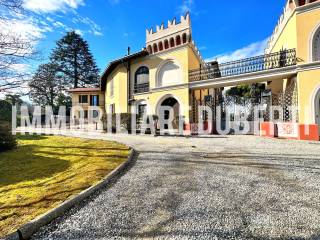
189,49 -> 297,82
134,83 -> 150,94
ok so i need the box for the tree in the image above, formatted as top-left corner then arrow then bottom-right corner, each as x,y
51,31 -> 100,89
29,63 -> 62,107
0,0 -> 22,13
5,94 -> 23,106
55,93 -> 72,115
226,83 -> 265,100
0,0 -> 35,92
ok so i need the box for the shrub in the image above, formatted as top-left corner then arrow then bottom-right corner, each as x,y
0,127 -> 17,152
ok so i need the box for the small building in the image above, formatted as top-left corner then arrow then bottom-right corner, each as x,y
67,88 -> 105,120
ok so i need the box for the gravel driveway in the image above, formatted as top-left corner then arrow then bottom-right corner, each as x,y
32,134 -> 320,240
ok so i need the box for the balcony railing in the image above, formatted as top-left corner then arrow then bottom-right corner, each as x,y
189,49 -> 297,82
134,83 -> 149,94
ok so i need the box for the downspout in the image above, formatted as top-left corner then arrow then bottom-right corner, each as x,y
120,47 -> 131,114
127,47 -> 131,113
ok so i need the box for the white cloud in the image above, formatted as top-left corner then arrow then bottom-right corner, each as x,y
177,0 -> 194,15
23,0 -> 85,13
93,31 -> 103,36
0,18 -> 44,43
207,39 -> 268,63
46,17 -> 54,22
73,15 -> 103,37
75,29 -> 83,36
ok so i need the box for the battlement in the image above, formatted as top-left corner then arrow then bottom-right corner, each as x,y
146,13 -> 191,44
145,13 -> 192,55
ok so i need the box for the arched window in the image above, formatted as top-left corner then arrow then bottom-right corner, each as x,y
164,39 -> 169,49
176,35 -> 181,46
170,38 -> 175,48
182,33 -> 187,44
157,61 -> 181,87
159,41 -> 163,51
147,45 -> 152,54
313,27 -> 320,62
153,43 -> 158,53
134,66 -> 149,93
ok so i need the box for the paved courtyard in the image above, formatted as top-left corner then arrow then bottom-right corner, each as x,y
32,133 -> 320,239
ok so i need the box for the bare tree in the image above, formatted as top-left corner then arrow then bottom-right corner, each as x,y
0,0 -> 36,93
0,0 -> 23,14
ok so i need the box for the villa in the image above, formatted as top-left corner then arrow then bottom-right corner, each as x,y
70,0 -> 320,140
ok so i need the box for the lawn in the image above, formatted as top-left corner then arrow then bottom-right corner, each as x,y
0,135 -> 130,237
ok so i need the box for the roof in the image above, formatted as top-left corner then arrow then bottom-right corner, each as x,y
100,50 -> 149,91
67,88 -> 102,93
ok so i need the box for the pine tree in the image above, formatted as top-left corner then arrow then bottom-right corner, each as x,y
51,31 -> 100,89
29,63 -> 62,107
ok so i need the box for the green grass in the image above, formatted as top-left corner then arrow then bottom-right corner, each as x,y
0,135 -> 130,237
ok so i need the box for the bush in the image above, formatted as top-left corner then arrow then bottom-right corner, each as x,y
0,100 -> 12,122
0,127 -> 17,152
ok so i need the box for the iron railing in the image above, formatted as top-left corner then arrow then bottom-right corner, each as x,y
134,82 -> 149,94
189,49 -> 297,82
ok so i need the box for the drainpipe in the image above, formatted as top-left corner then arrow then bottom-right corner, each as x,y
127,47 -> 131,113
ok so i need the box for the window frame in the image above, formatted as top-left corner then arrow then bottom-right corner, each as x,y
79,95 -> 88,104
90,95 -> 99,106
312,27 -> 320,62
134,66 -> 150,94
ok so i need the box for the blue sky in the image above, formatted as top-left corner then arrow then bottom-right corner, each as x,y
8,0 -> 287,73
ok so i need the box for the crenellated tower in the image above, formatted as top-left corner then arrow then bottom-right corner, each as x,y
265,0 -> 320,53
146,13 -> 192,54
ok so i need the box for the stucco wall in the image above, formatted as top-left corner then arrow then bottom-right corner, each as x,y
298,69 -> 320,124
105,65 -> 128,114
296,8 -> 320,63
270,13 -> 297,54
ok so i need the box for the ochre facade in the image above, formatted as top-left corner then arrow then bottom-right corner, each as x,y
70,0 -> 320,139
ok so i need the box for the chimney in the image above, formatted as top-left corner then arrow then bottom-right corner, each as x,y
127,47 -> 131,55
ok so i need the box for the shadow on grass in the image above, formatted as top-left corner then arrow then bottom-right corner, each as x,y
0,145 -> 70,187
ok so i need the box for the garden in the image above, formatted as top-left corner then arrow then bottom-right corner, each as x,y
0,134 -> 130,237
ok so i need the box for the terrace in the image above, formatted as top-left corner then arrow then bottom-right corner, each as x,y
189,49 -> 297,83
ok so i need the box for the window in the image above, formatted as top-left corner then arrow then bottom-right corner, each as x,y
134,66 -> 149,93
164,39 -> 169,49
79,95 -> 88,103
153,43 -> 158,53
170,38 -> 175,47
84,110 -> 88,119
90,95 -> 99,106
138,104 -> 146,120
176,35 -> 181,46
313,27 -> 320,62
92,110 -> 99,118
159,42 -> 163,51
110,79 -> 114,97
110,104 -> 115,114
182,33 -> 187,44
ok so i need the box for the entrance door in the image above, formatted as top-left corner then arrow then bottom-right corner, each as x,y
159,97 -> 180,130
